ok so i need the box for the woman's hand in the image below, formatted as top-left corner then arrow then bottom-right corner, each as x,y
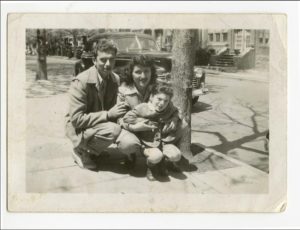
130,120 -> 157,132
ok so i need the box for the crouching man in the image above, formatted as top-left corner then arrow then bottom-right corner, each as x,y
65,39 -> 140,170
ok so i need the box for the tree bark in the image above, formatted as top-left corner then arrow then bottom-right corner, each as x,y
171,30 -> 197,159
36,29 -> 47,80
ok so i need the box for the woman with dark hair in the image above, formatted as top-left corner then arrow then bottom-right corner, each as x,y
116,55 -> 182,180
118,55 -> 157,108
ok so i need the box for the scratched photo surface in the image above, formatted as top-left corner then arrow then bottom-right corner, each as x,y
7,14 -> 286,212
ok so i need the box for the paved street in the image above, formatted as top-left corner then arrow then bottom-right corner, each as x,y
192,74 -> 269,172
25,56 -> 269,194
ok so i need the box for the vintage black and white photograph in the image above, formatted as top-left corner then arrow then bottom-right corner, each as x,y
6,13 -> 287,213
25,28 -> 269,191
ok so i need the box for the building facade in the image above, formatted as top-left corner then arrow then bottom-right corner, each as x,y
201,29 -> 269,55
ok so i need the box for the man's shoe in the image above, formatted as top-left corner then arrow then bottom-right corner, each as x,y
72,148 -> 97,170
124,153 -> 136,169
146,167 -> 156,181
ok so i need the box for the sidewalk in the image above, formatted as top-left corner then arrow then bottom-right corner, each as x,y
25,56 -> 269,194
26,136 -> 268,194
26,94 -> 268,194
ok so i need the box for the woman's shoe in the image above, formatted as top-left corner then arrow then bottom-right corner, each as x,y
124,153 -> 136,169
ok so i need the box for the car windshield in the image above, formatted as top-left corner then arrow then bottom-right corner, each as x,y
114,36 -> 159,51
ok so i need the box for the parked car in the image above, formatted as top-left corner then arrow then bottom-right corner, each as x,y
74,32 -> 207,104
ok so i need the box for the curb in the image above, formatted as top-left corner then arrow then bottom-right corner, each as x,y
190,144 -> 268,175
206,72 -> 269,83
205,147 -> 268,175
194,66 -> 269,83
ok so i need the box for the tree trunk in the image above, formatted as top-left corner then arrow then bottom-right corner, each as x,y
36,29 -> 47,80
171,30 -> 197,159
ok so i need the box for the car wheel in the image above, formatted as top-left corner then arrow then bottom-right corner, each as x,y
192,96 -> 199,105
75,49 -> 83,59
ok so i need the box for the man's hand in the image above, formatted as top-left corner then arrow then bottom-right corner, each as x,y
107,102 -> 129,120
130,120 -> 158,132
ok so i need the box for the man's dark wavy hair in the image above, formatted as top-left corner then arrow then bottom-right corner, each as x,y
93,39 -> 118,58
150,81 -> 174,99
123,55 -> 157,85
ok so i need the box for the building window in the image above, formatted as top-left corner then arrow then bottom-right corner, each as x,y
265,38 -> 269,44
144,29 -> 152,36
216,33 -> 220,42
119,29 -> 131,32
246,35 -> 251,47
265,31 -> 269,44
259,37 -> 264,43
222,33 -> 228,42
209,33 -> 213,42
154,29 -> 162,36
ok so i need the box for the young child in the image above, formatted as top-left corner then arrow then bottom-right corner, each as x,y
121,82 -> 182,181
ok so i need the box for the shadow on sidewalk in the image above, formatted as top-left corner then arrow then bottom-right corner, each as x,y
191,100 -> 269,172
91,154 -> 147,178
90,151 -> 191,181
87,143 -> 239,177
192,101 -> 212,113
187,143 -> 238,173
